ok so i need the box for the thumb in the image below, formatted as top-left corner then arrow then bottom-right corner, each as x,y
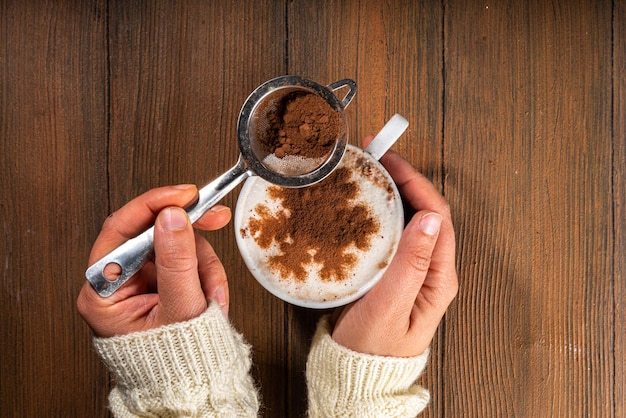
153,207 -> 207,323
364,211 -> 442,318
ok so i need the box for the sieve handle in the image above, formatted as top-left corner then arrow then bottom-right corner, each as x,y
85,156 -> 252,297
188,156 -> 251,224
328,79 -> 357,108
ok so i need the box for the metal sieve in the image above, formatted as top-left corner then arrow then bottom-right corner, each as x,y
86,75 -> 357,297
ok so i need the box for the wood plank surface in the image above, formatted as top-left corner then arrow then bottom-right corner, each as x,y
0,1 -> 110,416
444,0 -> 615,415
0,0 -> 622,417
614,1 -> 625,416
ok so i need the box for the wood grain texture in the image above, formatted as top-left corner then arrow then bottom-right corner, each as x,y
0,1 -> 110,416
444,0 -> 615,416
614,1 -> 625,416
0,0 -> 622,417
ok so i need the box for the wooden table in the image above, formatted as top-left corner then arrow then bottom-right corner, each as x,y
1,1 -> 623,416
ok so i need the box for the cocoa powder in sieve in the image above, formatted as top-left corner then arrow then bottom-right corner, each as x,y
259,92 -> 344,159
245,167 -> 380,282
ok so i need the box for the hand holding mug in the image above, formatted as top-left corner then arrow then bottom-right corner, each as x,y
330,136 -> 458,357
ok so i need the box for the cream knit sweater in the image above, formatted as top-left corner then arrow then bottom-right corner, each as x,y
94,304 -> 430,417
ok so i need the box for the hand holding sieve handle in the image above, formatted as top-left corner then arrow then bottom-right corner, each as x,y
85,158 -> 252,297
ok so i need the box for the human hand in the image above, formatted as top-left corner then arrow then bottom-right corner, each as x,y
330,136 -> 458,357
77,185 -> 232,338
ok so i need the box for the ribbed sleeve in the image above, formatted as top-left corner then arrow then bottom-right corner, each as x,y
93,304 -> 259,417
306,316 -> 430,417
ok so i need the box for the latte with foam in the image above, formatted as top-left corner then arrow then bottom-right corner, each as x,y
234,145 -> 404,308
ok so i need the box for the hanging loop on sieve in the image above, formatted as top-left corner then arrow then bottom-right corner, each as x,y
327,79 -> 357,108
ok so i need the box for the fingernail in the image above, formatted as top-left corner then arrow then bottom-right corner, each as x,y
162,207 -> 188,231
419,213 -> 442,236
209,205 -> 230,214
213,285 -> 228,317
213,285 -> 225,305
174,184 -> 195,190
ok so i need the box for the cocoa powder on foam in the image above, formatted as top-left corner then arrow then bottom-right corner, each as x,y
258,92 -> 344,159
246,167 -> 380,282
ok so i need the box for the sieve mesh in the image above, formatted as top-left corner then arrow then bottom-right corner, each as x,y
261,154 -> 326,176
247,86 -> 340,177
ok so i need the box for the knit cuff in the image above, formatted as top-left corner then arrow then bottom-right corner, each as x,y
306,316 -> 430,417
93,304 -> 258,417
